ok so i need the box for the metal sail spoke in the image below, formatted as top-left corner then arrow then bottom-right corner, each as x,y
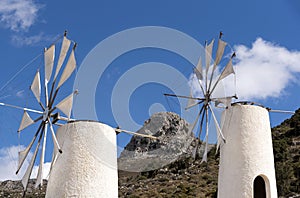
115,128 -> 158,140
54,35 -> 71,81
16,122 -> 44,174
188,106 -> 204,136
208,104 -> 226,142
185,101 -> 204,110
192,107 -> 205,159
21,128 -> 43,192
48,118 -> 62,154
57,46 -> 77,89
0,102 -> 43,114
35,123 -> 48,188
164,93 -> 205,101
44,45 -> 55,84
201,107 -> 209,163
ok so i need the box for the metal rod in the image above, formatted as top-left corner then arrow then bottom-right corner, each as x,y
0,102 -> 43,114
268,109 -> 295,114
115,128 -> 158,140
164,93 -> 205,101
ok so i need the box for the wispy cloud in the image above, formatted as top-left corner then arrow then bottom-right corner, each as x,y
11,32 -> 55,47
0,145 -> 50,181
232,38 -> 300,100
0,0 -> 42,32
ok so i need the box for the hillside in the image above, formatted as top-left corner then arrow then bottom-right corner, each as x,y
0,110 -> 299,197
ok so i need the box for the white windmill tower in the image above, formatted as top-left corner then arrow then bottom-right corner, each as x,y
165,32 -> 289,198
0,31 -> 157,197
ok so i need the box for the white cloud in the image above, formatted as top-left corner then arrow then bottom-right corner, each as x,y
0,145 -> 50,181
11,32 -> 54,47
232,38 -> 300,100
0,0 -> 42,32
189,38 -> 300,102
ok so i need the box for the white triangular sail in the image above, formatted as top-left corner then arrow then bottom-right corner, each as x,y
205,40 -> 214,76
57,49 -> 76,89
54,36 -> 71,81
35,124 -> 48,188
18,111 -> 34,132
31,71 -> 41,103
17,135 -> 37,173
194,57 -> 203,80
44,45 -> 55,83
21,138 -> 40,190
56,93 -> 73,119
214,39 -> 227,69
219,59 -> 234,81
186,89 -> 198,110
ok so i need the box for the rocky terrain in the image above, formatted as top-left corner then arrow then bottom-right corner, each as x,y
0,110 -> 299,197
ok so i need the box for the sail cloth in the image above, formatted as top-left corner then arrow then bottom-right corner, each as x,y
31,71 -> 41,103
54,36 -> 71,81
186,88 -> 198,110
57,49 -> 76,89
213,39 -> 227,71
56,93 -> 74,119
218,59 -> 234,81
194,57 -> 203,80
205,40 -> 214,76
21,138 -> 41,190
18,111 -> 34,132
44,45 -> 55,83
17,138 -> 35,174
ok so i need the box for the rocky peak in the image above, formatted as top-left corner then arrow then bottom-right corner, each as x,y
118,112 -> 203,172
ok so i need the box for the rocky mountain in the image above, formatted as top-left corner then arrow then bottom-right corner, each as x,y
1,111 -> 299,197
118,112 -> 211,172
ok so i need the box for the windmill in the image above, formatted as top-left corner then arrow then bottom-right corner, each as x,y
0,31 -> 158,196
0,31 -> 77,195
164,32 -> 237,162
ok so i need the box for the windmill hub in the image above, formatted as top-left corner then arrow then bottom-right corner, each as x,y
43,107 -> 50,121
204,93 -> 211,105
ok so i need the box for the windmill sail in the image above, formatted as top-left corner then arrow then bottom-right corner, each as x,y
44,45 -> 55,83
214,39 -> 227,69
205,40 -> 214,77
194,57 -> 203,80
57,48 -> 76,89
54,36 -> 71,81
18,111 -> 34,132
56,93 -> 74,119
31,71 -> 41,103
21,134 -> 41,191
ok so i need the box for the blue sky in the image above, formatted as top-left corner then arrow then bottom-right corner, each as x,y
0,0 -> 299,180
